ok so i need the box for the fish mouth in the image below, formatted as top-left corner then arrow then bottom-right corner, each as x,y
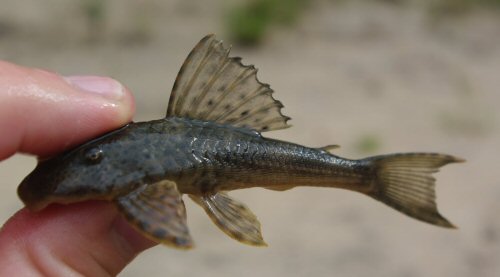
17,173 -> 55,212
18,171 -> 114,212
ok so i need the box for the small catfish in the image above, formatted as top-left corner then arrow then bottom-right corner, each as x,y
18,35 -> 463,248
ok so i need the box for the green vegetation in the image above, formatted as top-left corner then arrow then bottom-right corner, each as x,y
225,0 -> 500,45
429,0 -> 500,16
226,0 -> 306,46
354,134 -> 381,154
81,0 -> 107,42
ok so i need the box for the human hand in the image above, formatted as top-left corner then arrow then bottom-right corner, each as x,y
0,60 -> 156,276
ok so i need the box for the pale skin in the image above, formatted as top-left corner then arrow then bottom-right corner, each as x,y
0,60 -> 157,276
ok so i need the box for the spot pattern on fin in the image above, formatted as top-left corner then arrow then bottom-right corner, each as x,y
115,180 -> 193,249
167,34 -> 291,132
189,192 -> 267,246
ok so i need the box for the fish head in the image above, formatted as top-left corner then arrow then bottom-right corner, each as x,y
18,125 -> 155,211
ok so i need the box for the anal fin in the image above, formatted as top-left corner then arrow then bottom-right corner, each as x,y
189,192 -> 267,246
115,180 -> 193,249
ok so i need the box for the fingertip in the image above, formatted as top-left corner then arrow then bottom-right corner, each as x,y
0,61 -> 136,159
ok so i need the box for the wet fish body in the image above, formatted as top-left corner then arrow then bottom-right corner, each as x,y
18,35 -> 463,248
22,117 -> 369,199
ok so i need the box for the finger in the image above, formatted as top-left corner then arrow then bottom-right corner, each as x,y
0,60 -> 135,160
0,201 -> 156,276
0,60 -> 157,275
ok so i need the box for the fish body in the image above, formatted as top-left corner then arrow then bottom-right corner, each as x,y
18,35 -> 462,248
21,117 -> 370,204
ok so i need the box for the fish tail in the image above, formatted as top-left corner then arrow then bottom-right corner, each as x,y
363,153 -> 464,228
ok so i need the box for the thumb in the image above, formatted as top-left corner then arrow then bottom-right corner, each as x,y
0,60 -> 135,160
0,60 -> 156,276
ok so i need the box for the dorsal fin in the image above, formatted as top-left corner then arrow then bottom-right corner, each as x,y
166,34 -> 291,132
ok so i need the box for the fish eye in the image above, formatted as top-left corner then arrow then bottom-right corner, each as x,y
84,148 -> 103,164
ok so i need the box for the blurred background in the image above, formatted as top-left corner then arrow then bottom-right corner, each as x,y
1,0 -> 499,276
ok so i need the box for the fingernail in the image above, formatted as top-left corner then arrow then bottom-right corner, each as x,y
64,75 -> 124,100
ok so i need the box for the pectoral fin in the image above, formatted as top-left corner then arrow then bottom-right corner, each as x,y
115,180 -> 193,249
190,193 -> 267,246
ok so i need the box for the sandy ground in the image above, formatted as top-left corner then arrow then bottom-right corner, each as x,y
1,1 -> 500,276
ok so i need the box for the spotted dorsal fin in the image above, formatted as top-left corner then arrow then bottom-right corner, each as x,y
166,34 -> 291,132
115,180 -> 193,249
189,192 -> 267,246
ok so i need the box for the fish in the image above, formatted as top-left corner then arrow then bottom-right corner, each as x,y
18,34 -> 464,249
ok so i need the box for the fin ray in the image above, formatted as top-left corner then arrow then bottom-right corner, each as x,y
189,51 -> 232,114
365,153 -> 463,228
167,34 -> 290,132
189,192 -> 267,246
115,180 -> 193,248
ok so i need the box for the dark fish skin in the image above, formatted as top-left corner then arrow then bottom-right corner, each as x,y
18,117 -> 372,211
17,35 -> 463,247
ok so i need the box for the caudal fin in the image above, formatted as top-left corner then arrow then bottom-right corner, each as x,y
365,153 -> 464,228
